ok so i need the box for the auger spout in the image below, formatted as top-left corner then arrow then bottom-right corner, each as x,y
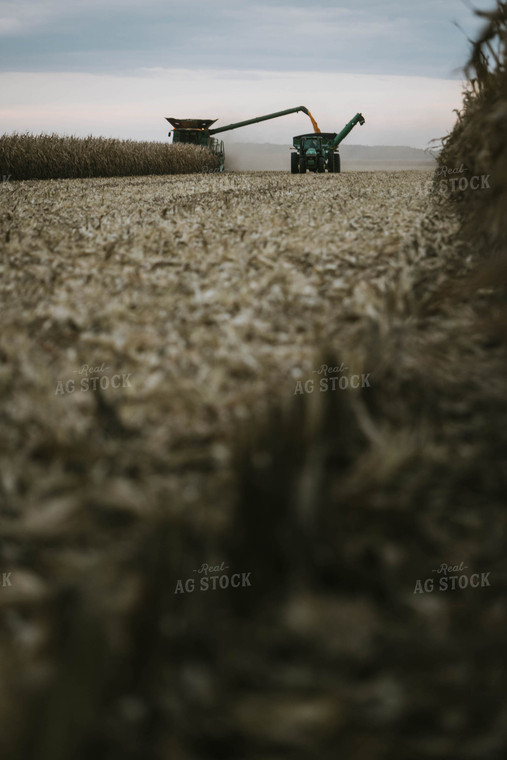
331,113 -> 365,149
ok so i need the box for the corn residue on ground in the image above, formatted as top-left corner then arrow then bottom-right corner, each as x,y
0,170 -> 506,759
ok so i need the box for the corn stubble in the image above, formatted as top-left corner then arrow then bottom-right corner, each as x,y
0,133 -> 220,180
1,162 -> 506,759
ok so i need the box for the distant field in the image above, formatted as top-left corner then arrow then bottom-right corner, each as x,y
341,160 -> 436,171
224,141 -> 437,171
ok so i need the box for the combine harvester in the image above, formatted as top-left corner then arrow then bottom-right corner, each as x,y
291,113 -> 366,174
165,108 -> 365,173
165,106 -> 319,172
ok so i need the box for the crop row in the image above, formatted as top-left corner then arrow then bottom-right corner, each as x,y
0,133 -> 220,180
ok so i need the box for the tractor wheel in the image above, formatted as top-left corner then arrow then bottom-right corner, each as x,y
317,157 -> 325,173
333,153 -> 341,173
327,151 -> 335,173
299,158 -> 307,174
291,152 -> 299,174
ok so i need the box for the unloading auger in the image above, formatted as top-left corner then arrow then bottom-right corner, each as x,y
165,106 -> 320,171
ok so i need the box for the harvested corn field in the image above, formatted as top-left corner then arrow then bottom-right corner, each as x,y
1,170 -> 448,458
1,170 -> 507,759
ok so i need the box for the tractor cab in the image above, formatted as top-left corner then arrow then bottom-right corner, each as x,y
301,136 -> 322,154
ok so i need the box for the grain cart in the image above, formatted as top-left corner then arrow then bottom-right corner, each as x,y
291,112 -> 365,174
165,106 -> 320,171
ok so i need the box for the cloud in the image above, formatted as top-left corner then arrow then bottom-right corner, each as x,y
0,0 -> 489,79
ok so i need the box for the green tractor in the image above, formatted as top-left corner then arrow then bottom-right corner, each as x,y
291,113 -> 365,174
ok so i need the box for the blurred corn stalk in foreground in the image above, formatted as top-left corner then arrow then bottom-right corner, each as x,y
439,1 -> 507,255
0,133 -> 220,180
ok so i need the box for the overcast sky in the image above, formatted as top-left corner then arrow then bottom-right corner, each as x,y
0,0 -> 492,147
